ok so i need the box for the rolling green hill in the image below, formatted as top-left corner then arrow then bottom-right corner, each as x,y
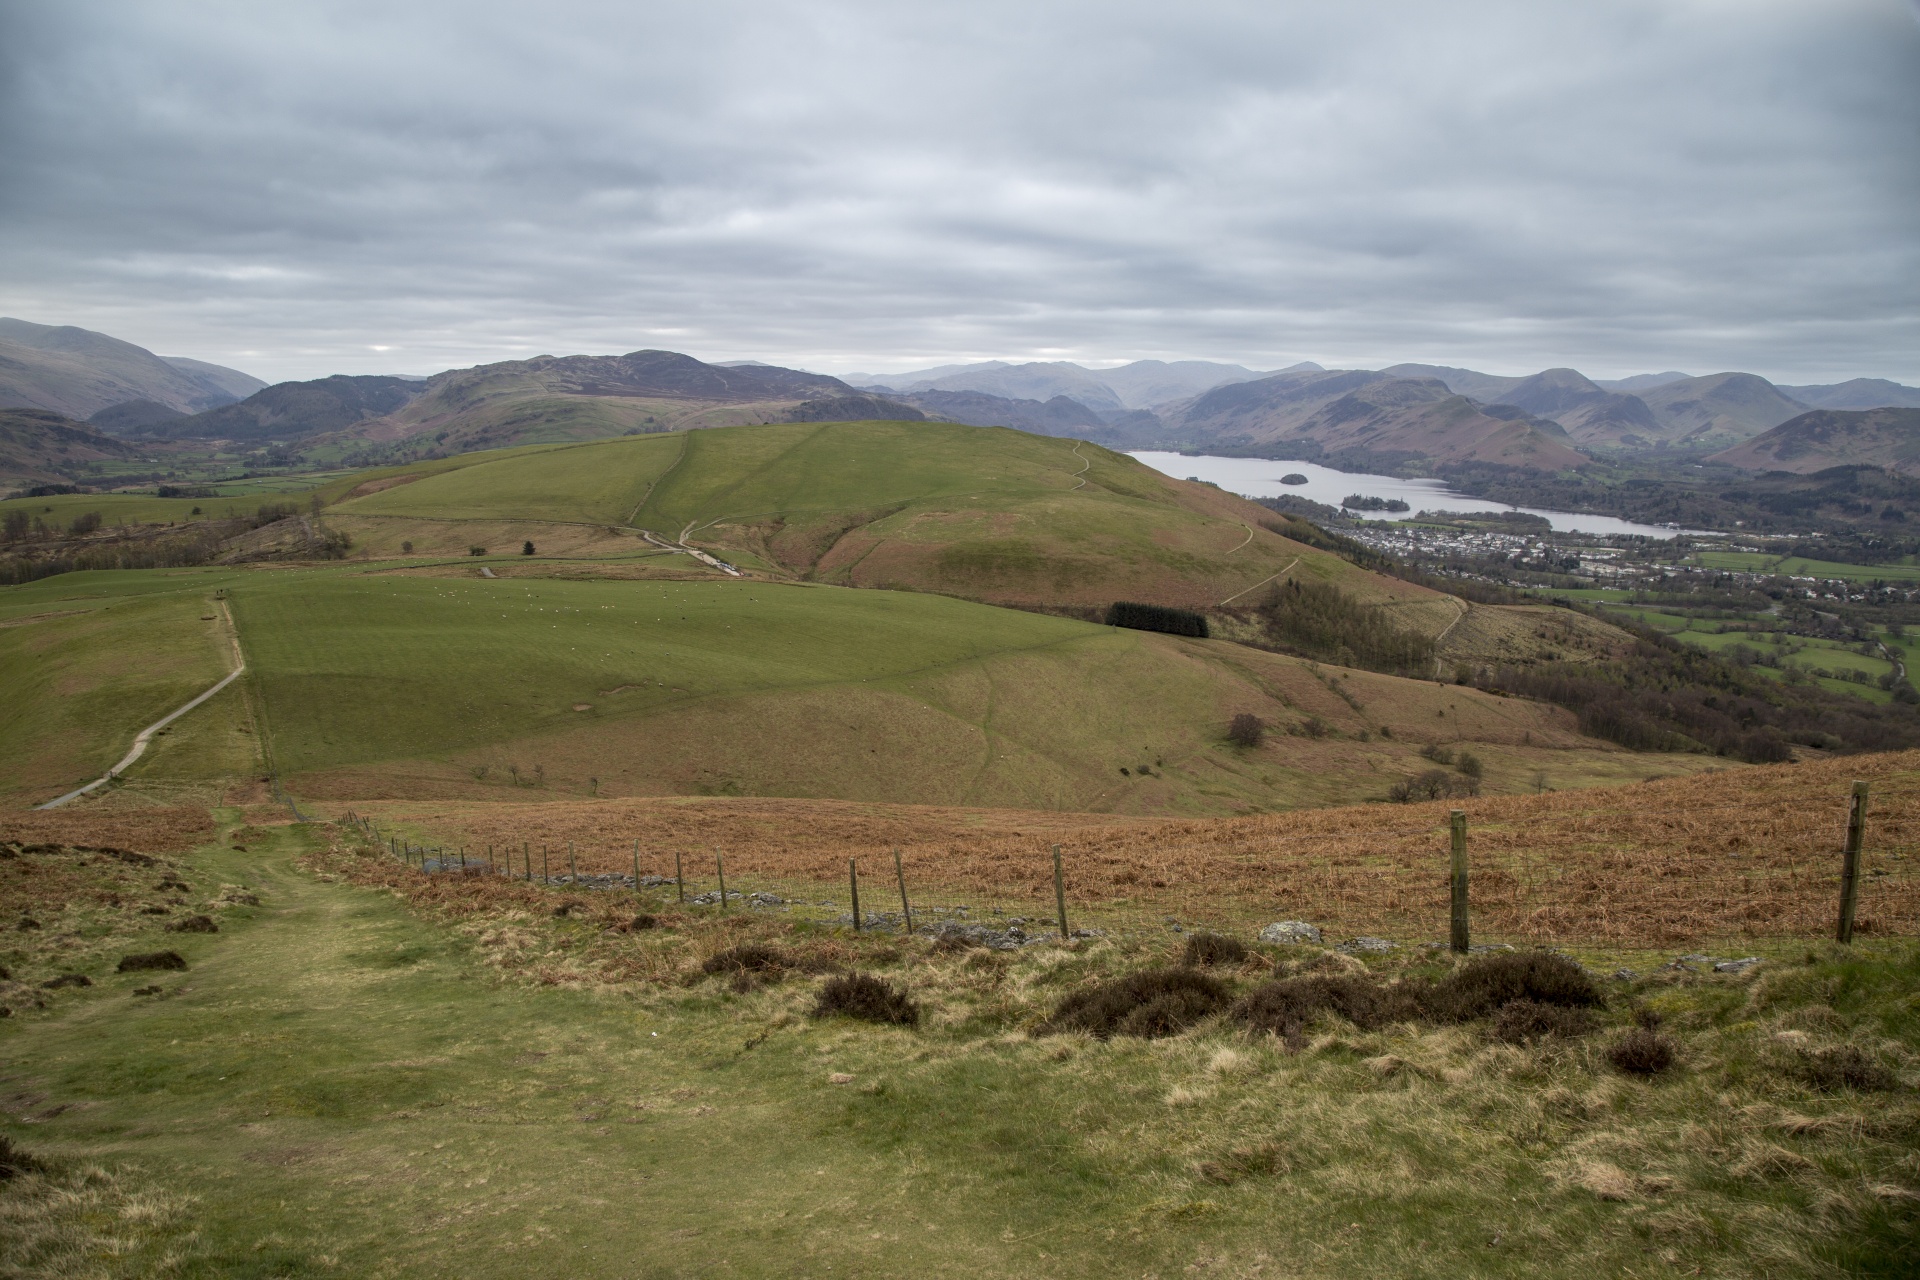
0,564 -> 1698,815
323,419 -> 1455,619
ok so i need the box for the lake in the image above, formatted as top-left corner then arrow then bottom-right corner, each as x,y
1130,452 -> 1708,540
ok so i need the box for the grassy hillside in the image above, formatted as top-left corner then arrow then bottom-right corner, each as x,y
0,408 -> 143,486
0,564 -> 1698,815
0,569 -> 243,803
0,795 -> 1912,1278
326,420 -> 1455,618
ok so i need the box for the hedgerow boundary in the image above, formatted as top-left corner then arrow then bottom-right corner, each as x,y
327,750 -> 1920,949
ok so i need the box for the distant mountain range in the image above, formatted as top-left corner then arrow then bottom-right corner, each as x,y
1708,408 -> 1920,477
8,315 -> 1920,478
0,318 -> 265,418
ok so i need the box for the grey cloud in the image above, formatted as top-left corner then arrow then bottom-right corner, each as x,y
0,0 -> 1915,385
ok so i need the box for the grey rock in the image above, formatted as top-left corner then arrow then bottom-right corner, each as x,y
746,892 -> 786,907
1259,921 -> 1323,945
1714,957 -> 1763,974
1469,943 -> 1516,954
689,889 -> 743,906
922,920 -> 1045,951
1612,968 -> 1638,981
1337,936 -> 1397,955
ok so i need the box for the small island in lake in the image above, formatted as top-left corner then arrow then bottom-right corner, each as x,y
1280,473 -> 1308,485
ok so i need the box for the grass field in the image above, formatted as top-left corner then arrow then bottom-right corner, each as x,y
1694,550 -> 1920,584
0,564 -> 1705,818
1,799 -> 1914,1278
323,421 -> 1453,620
0,568 -> 248,804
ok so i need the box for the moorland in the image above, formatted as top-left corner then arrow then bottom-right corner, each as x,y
3,323 -> 1919,1277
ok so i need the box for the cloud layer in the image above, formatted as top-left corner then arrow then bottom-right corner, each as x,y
1,0 -> 1915,384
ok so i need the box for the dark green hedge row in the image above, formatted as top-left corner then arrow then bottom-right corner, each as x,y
1106,601 -> 1209,638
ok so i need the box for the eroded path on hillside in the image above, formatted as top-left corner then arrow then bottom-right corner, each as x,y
0,821 -> 1186,1278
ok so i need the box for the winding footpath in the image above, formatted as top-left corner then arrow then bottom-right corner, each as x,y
36,603 -> 247,810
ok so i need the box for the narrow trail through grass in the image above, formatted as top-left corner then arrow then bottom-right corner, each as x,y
0,821 -> 1215,1278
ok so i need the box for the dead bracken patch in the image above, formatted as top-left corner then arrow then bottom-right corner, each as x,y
702,944 -> 789,976
337,750 -> 1920,944
813,972 -> 920,1026
1044,968 -> 1231,1040
116,951 -> 188,973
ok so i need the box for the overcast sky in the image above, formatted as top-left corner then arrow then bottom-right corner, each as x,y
2,0 -> 1916,385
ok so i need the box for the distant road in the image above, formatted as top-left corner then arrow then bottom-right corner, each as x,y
36,603 -> 246,810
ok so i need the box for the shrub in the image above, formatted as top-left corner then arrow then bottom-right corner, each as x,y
628,914 -> 658,931
68,511 -> 102,535
1796,1044 -> 1896,1092
702,944 -> 789,976
1046,968 -> 1229,1039
1226,714 -> 1265,748
469,546 -> 486,556
165,914 -> 218,934
1231,975 -> 1421,1047
813,972 -> 920,1026
1456,751 -> 1484,779
1106,601 -> 1209,638
522,541 -> 535,555
1387,769 -> 1477,802
1420,744 -> 1455,764
1491,999 -> 1595,1044
1182,932 -> 1249,967
116,951 -> 187,972
1608,1027 -> 1677,1075
401,540 -> 413,553
41,973 -> 92,989
0,1134 -> 40,1181
1427,952 -> 1604,1021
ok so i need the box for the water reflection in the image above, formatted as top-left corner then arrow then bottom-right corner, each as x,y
1130,452 -> 1713,540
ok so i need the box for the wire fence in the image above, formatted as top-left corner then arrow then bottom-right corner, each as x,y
334,774 -> 1920,948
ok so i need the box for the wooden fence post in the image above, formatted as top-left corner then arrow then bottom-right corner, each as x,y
849,859 -> 862,932
568,843 -> 577,884
542,845 -> 549,885
675,850 -> 685,904
716,854 -> 728,912
522,841 -> 530,882
894,848 -> 912,937
1053,844 -> 1069,941
632,841 -> 641,894
1450,810 -> 1469,954
1838,781 -> 1868,944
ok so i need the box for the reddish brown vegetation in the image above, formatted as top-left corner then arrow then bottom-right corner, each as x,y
0,807 -> 214,854
340,751 -> 1920,945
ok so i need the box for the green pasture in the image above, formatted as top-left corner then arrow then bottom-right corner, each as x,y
0,492 -> 252,528
1695,549 -> 1920,584
0,568 -> 250,802
3,820 -> 1915,1278
225,571 -> 1105,776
